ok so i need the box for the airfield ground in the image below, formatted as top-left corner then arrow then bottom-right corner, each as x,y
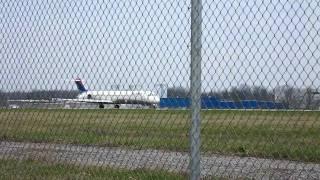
1,141 -> 320,179
0,158 -> 186,179
0,109 -> 319,163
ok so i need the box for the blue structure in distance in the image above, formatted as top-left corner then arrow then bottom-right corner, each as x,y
160,97 -> 285,109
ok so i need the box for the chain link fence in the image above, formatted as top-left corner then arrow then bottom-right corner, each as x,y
1,0 -> 320,179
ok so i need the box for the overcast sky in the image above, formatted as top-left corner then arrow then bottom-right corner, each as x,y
1,0 -> 319,92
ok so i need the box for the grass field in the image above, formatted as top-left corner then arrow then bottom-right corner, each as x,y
0,159 -> 185,179
0,109 -> 319,162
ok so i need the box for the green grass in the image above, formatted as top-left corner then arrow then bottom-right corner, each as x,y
0,109 -> 320,162
0,159 -> 186,179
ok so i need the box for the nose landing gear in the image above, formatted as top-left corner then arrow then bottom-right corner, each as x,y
149,104 -> 157,109
99,103 -> 104,109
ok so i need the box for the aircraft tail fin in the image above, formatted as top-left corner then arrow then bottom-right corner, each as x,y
75,78 -> 87,92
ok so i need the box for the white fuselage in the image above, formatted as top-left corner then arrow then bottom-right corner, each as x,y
77,90 -> 160,105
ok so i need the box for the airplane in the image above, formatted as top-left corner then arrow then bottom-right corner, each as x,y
64,78 -> 160,109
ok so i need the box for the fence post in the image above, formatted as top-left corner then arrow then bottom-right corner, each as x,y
190,0 -> 202,179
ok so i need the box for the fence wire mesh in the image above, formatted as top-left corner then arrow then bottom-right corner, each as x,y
0,0 -> 320,179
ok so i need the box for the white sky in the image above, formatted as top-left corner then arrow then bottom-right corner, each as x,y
1,0 -> 319,92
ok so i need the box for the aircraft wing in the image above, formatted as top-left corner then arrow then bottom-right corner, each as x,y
53,98 -> 113,104
8,99 -> 51,103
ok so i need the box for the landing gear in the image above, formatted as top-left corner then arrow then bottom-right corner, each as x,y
114,104 -> 120,109
149,104 -> 157,109
99,104 -> 104,109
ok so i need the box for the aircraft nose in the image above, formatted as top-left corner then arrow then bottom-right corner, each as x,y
149,96 -> 160,103
155,96 -> 160,103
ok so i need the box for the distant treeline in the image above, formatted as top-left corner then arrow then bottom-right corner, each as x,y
0,90 -> 79,107
167,85 -> 275,101
0,91 -> 7,107
5,90 -> 79,100
202,86 -> 275,101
